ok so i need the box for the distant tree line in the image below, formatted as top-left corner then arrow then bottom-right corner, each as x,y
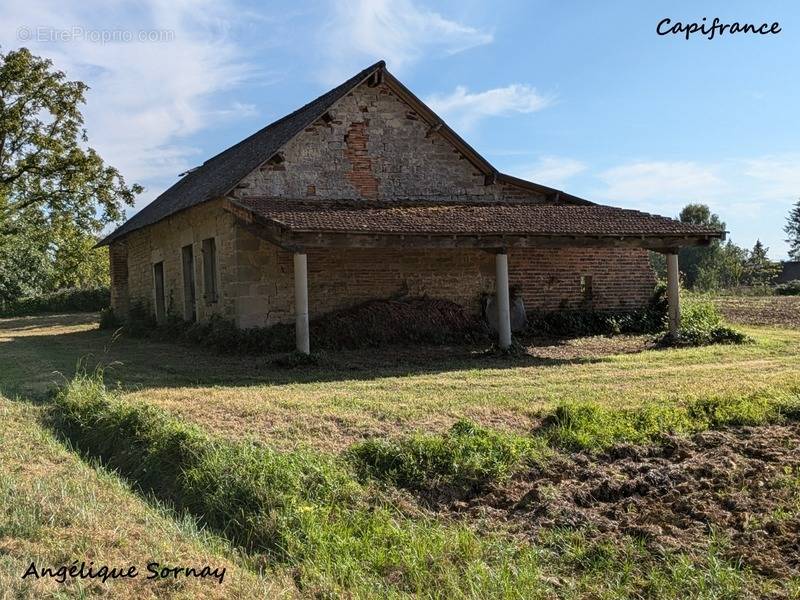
651,202 -> 800,292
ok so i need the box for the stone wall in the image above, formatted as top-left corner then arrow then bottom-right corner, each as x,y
114,198 -> 239,322
233,81 -> 546,203
110,77 -> 656,328
115,207 -> 656,329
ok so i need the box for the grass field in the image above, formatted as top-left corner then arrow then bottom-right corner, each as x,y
1,298 -> 799,597
1,311 -> 799,451
0,397 -> 288,599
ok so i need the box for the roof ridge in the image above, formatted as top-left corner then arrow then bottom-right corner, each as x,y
201,60 -> 386,169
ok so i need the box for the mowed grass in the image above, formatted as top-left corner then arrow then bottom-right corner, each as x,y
45,370 -> 782,599
0,396 -> 289,599
1,313 -> 799,450
2,311 -> 799,597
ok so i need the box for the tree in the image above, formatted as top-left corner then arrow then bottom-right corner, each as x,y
0,47 -> 140,236
0,214 -> 51,308
785,199 -> 800,260
48,218 -> 110,290
742,240 -> 780,287
677,204 -> 725,288
694,240 -> 746,291
0,47 -> 139,303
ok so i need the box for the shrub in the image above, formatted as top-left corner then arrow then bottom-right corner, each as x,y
98,307 -> 120,329
524,283 -> 668,338
0,286 -> 110,316
775,279 -> 800,296
348,420 -> 548,492
657,298 -> 749,347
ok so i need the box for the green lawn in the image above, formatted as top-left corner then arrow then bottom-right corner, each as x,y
2,311 -> 799,597
0,396 -> 287,599
2,313 -> 798,451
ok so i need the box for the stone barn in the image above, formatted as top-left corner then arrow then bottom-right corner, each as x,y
99,60 -> 723,352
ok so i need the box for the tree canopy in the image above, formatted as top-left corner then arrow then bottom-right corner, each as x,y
0,47 -> 140,306
0,47 -> 140,235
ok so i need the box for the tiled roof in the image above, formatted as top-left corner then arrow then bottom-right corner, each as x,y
233,198 -> 724,237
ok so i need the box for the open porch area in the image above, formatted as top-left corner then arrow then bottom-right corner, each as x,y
224,197 -> 723,353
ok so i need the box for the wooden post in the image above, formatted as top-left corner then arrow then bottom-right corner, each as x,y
294,253 -> 310,354
667,253 -> 680,336
495,251 -> 512,349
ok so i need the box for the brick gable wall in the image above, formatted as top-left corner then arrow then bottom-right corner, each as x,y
233,81 -> 546,202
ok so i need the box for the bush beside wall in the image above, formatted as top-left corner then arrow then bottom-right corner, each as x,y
775,280 -> 800,296
0,286 -> 110,317
657,298 -> 748,347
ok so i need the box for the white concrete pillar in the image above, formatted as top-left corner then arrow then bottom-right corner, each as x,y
495,251 -> 512,349
667,253 -> 680,336
293,252 -> 310,354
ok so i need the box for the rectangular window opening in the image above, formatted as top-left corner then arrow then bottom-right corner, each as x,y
202,238 -> 218,304
580,275 -> 593,304
182,244 -> 196,321
153,261 -> 166,323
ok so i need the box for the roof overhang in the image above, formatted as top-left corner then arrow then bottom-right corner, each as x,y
223,197 -> 723,254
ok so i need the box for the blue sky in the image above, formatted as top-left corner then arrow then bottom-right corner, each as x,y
2,0 -> 799,257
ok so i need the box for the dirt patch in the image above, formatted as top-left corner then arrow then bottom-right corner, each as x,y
519,334 -> 656,360
713,296 -> 800,329
437,424 -> 800,579
328,334 -> 655,370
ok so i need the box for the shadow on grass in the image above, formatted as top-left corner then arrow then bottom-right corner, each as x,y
0,313 -> 656,398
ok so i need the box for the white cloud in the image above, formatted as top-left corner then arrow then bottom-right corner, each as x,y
0,0 -> 253,213
320,0 -> 492,82
425,84 -> 551,131
741,154 -> 800,201
598,161 -> 725,211
585,156 -> 800,258
523,156 -> 586,188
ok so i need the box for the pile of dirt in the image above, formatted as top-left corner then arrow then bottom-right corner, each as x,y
310,297 -> 489,349
436,424 -> 800,578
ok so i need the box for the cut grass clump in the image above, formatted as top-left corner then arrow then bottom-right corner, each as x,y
544,392 -> 800,451
348,420 -> 549,491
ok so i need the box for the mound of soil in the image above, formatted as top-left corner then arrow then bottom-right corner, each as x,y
311,297 -> 488,349
438,425 -> 800,578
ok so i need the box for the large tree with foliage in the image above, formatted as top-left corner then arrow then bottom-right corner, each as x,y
677,204 -> 725,288
0,47 -> 139,304
0,47 -> 140,233
785,199 -> 800,261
